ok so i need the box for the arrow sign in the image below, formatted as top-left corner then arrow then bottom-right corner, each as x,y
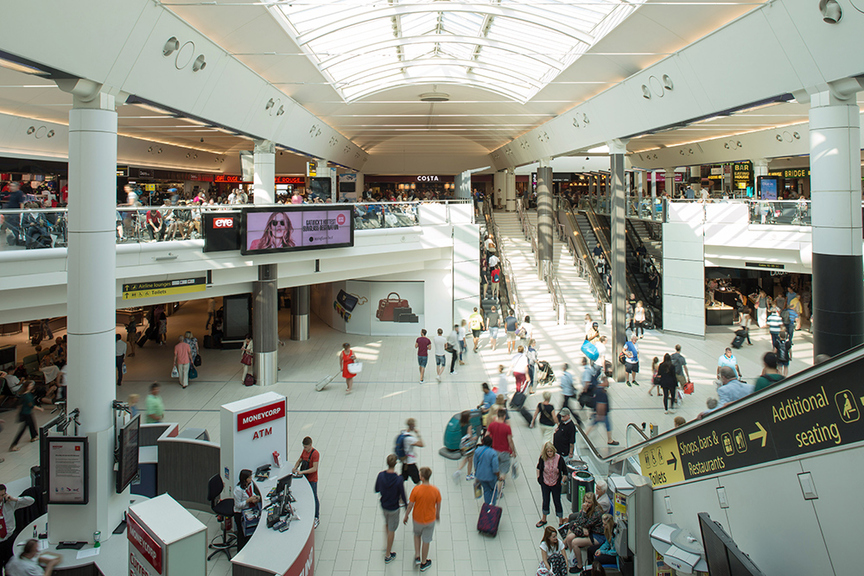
667,453 -> 678,470
749,421 -> 768,448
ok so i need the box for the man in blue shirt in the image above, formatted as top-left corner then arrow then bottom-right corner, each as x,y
472,436 -> 501,505
716,348 -> 742,379
2,182 -> 25,245
716,366 -> 754,407
624,334 -> 639,386
559,363 -> 576,413
477,382 -> 496,415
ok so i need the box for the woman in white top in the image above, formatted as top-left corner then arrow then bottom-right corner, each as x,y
633,301 -> 646,338
508,345 -> 529,394
584,314 -> 594,340
233,468 -> 261,551
240,335 -> 253,382
538,525 -> 569,576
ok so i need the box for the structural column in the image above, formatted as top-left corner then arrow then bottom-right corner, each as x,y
51,84 -> 125,542
253,264 -> 278,385
291,285 -> 310,341
689,165 -> 701,196
536,161 -> 553,269
664,169 -> 675,196
609,139 -> 629,381
636,170 -> 644,218
752,158 -> 768,197
505,168 -> 516,211
253,140 -> 276,205
809,87 -> 864,357
493,171 -> 506,210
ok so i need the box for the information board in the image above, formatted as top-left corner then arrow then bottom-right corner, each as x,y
241,206 -> 353,255
122,278 -> 206,300
640,357 -> 863,487
46,437 -> 88,504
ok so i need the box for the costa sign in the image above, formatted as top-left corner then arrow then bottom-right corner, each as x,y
127,513 -> 163,574
416,175 -> 440,182
212,217 -> 235,229
237,400 -> 286,432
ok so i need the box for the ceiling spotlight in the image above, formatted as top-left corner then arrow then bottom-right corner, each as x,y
163,37 -> 180,57
776,134 -> 783,141
641,85 -> 651,99
819,0 -> 842,23
276,105 -> 285,116
265,98 -> 275,110
793,132 -> 800,139
192,54 -> 206,72
148,146 -> 153,153
193,154 -> 198,159
419,92 -> 450,102
662,75 -> 674,91
46,130 -> 55,138
26,126 -> 35,135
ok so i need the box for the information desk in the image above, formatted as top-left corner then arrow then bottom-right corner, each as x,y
13,497 -> 147,576
231,467 -> 315,576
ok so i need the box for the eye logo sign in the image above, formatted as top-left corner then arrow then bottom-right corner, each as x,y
213,217 -> 234,229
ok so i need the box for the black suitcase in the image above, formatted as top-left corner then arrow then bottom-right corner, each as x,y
510,391 -> 526,409
203,335 -> 214,349
731,334 -> 745,349
137,327 -> 152,348
519,406 -> 532,425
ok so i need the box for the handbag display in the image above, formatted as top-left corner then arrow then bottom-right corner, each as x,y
336,290 -> 359,312
376,292 -> 410,322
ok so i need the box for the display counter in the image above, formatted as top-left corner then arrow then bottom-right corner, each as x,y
706,304 -> 734,325
231,466 -> 315,576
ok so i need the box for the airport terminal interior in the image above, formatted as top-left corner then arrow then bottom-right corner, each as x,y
0,1 -> 863,575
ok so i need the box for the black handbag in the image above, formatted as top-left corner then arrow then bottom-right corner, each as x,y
194,354 -> 202,367
336,290 -> 359,312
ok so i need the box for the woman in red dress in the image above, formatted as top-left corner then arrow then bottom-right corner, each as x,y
340,342 -> 356,394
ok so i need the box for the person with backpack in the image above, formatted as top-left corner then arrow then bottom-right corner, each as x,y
291,436 -> 320,528
396,419 -> 425,484
375,454 -> 407,564
774,330 -> 792,376
468,308 -> 485,352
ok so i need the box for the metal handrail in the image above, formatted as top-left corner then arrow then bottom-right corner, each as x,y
482,198 -> 523,320
557,199 -> 609,322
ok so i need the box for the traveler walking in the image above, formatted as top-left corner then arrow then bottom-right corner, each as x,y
519,315 -> 534,345
173,335 -> 191,389
486,408 -> 516,486
754,352 -> 785,392
375,454 -> 407,564
526,339 -> 538,394
633,301 -> 646,338
291,437 -> 321,528
530,392 -> 559,444
657,354 -> 678,414
504,310 -> 518,353
452,411 -> 478,482
125,317 -> 138,357
432,328 -> 447,382
508,345 -> 529,393
553,408 -> 577,458
535,442 -> 568,528
116,333 -> 127,387
774,330 -> 792,376
403,467 -> 441,572
468,308 -> 484,352
240,335 -> 254,383
398,419 -> 425,484
559,364 -> 577,413
415,329 -> 431,383
486,305 -> 500,351
472,436 -> 501,506
145,382 -> 163,423
446,325 -> 459,375
647,357 -> 660,397
716,348 -> 742,380
584,374 -> 619,446
339,342 -> 357,394
623,334 -> 639,386
670,344 -> 690,387
767,306 -> 783,349
457,321 -> 467,365
9,381 -> 42,451
754,288 -> 768,328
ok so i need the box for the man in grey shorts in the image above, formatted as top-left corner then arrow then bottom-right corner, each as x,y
404,467 -> 441,572
375,454 -> 407,564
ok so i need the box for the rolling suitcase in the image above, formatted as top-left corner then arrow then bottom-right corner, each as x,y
477,486 -> 502,537
731,333 -> 745,349
203,334 -> 214,349
519,406 -> 532,425
509,391 -> 526,409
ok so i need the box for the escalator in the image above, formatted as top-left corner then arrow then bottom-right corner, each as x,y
581,207 -> 661,328
574,343 -> 864,576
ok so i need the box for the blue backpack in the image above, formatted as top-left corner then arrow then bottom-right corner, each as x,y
394,431 -> 410,460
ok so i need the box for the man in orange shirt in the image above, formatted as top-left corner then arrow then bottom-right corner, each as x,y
403,467 -> 441,572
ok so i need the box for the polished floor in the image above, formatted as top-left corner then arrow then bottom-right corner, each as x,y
0,218 -> 814,576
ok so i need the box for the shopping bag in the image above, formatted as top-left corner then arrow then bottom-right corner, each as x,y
510,457 -> 519,480
189,365 -> 198,380
347,362 -> 363,375
683,381 -> 694,395
581,339 -> 599,362
122,364 -> 127,375
171,366 -> 179,378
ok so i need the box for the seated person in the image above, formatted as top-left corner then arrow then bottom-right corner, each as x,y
587,514 -> 618,567
563,492 -> 604,573
595,479 -> 611,515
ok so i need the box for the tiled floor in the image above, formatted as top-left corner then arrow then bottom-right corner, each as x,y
0,210 -> 814,575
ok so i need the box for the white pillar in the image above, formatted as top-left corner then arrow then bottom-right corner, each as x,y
505,168 -> 516,211
809,87 -> 864,357
664,169 -> 675,196
493,171 -> 506,210
690,165 -> 701,196
752,158 -> 769,197
636,170 -> 644,218
51,88 -> 126,542
355,172 -> 365,201
651,170 -> 658,200
253,139 -> 276,205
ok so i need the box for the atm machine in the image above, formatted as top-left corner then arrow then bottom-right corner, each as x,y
607,473 -> 654,576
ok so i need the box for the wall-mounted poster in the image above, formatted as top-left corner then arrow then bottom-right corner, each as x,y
241,207 -> 353,255
46,437 -> 89,504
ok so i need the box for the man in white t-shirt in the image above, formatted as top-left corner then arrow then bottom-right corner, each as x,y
401,418 -> 425,484
432,328 -> 448,382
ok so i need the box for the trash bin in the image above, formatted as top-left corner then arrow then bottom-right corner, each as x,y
563,458 -> 588,502
571,470 -> 595,513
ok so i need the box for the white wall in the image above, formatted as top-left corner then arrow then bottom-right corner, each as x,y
662,203 -> 705,336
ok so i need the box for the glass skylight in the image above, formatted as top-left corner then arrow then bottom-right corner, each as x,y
270,0 -> 644,103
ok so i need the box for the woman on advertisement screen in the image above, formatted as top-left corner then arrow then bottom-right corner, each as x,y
249,212 -> 295,250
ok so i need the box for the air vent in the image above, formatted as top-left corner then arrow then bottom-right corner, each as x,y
419,92 -> 450,102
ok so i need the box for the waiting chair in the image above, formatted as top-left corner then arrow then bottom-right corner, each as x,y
207,474 -> 236,561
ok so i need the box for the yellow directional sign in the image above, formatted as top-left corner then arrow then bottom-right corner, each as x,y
122,277 -> 206,300
639,436 -> 685,487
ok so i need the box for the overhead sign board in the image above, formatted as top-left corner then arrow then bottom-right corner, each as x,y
641,357 -> 863,487
122,277 -> 206,300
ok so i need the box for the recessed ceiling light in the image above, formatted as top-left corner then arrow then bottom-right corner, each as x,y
419,92 -> 450,102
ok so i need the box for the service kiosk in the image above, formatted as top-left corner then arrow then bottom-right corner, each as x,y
128,494 -> 207,576
221,392 -> 289,489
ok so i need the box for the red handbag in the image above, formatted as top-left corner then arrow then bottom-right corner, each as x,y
683,381 -> 694,395
376,292 -> 409,322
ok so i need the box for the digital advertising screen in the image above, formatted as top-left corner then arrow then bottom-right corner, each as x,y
758,176 -> 779,200
241,206 -> 354,255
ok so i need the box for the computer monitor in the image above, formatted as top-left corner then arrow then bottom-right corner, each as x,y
698,512 -> 765,576
275,474 -> 292,494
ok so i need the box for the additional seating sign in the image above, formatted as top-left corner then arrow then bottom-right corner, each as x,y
241,206 -> 354,255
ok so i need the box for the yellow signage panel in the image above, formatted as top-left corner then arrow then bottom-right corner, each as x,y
122,277 -> 206,300
639,435 -> 685,487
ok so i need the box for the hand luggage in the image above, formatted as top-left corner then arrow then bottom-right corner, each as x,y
510,391 -> 526,409
203,335 -> 213,349
243,374 -> 256,387
581,339 -> 599,362
477,486 -> 502,536
683,381 -> 694,395
136,332 -> 149,348
519,406 -> 532,425
315,372 -> 338,391
731,334 -> 745,349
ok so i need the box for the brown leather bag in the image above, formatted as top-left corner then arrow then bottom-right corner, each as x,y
376,292 -> 409,322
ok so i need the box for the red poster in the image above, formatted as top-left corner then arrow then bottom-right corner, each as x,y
237,400 -> 286,432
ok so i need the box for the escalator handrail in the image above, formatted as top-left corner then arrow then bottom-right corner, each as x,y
483,199 -> 522,320
557,199 -> 609,307
578,342 -> 864,467
623,219 -> 662,313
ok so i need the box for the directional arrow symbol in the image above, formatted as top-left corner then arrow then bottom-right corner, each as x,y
666,453 -> 678,470
749,421 -> 768,448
